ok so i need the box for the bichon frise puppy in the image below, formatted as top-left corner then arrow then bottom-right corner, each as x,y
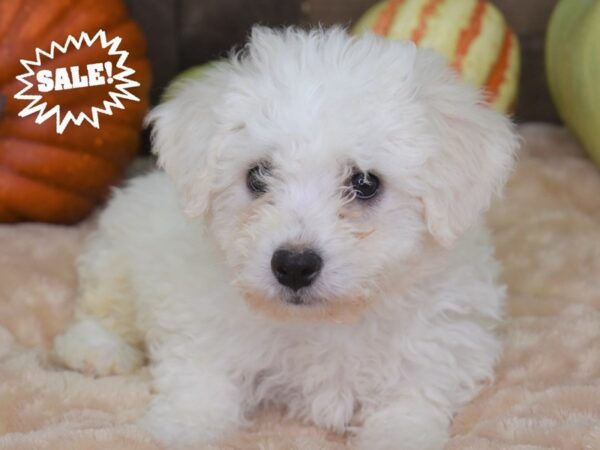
54,27 -> 518,450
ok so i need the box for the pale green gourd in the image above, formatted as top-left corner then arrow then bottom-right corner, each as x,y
546,0 -> 600,167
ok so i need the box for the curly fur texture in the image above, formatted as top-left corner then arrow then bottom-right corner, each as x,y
53,27 -> 518,450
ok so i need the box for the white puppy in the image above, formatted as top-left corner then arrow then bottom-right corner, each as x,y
54,27 -> 517,450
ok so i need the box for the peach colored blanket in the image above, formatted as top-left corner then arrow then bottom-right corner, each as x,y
0,124 -> 598,450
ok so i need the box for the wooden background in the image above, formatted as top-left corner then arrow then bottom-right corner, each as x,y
125,0 -> 561,123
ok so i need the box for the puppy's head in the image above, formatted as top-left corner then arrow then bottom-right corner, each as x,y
148,27 -> 518,323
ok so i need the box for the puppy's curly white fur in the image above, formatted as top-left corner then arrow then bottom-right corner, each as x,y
54,27 -> 518,450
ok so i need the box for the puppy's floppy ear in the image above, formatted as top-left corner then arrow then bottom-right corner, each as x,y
418,53 -> 519,247
145,66 -> 227,217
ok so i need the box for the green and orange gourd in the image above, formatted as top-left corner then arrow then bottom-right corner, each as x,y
352,0 -> 520,113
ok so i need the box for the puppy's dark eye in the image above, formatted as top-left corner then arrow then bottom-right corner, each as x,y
247,163 -> 270,195
351,171 -> 380,200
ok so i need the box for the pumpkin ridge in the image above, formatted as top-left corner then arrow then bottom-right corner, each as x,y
0,163 -> 101,203
0,166 -> 93,222
42,17 -> 142,70
0,0 -> 74,84
0,134 -> 127,169
42,0 -> 128,47
0,114 -> 140,165
35,0 -> 75,36
0,0 -> 25,42
0,164 -> 94,200
8,0 -> 72,44
0,200 -> 22,222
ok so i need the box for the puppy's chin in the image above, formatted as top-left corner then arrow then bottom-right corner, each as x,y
238,287 -> 370,324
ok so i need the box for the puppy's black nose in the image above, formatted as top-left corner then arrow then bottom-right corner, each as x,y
271,248 -> 323,291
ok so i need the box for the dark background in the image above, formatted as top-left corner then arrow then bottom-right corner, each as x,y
124,0 -> 561,124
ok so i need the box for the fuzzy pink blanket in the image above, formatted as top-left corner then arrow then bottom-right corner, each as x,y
0,124 -> 598,450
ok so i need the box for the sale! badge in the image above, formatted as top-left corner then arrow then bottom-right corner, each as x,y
14,29 -> 140,134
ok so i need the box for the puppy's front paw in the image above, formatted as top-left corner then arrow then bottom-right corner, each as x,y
140,393 -> 242,450
352,398 -> 449,450
140,363 -> 246,449
140,405 -> 205,450
54,319 -> 143,376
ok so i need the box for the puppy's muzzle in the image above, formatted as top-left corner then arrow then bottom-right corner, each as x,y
271,248 -> 322,292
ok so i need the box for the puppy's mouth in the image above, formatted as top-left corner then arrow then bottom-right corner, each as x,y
238,283 -> 369,324
288,295 -> 305,306
283,291 -> 320,307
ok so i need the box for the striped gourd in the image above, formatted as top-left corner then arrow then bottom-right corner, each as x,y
352,0 -> 520,113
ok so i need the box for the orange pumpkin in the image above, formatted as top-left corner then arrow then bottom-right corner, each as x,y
0,0 -> 151,223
